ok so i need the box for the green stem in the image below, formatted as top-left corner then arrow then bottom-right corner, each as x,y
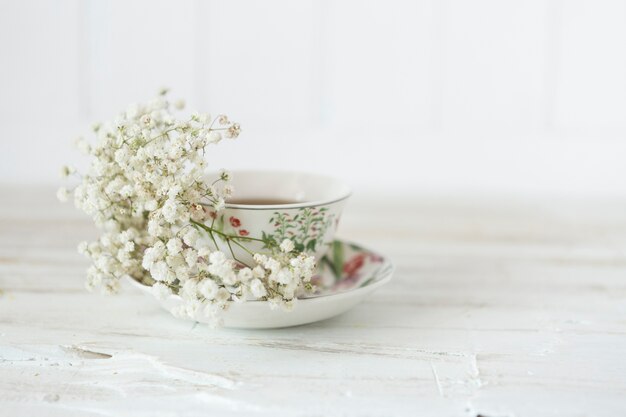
208,229 -> 220,251
190,219 -> 266,243
229,238 -> 256,256
226,239 -> 251,267
145,127 -> 177,145
216,230 -> 265,243
190,219 -> 261,266
190,219 -> 219,250
207,217 -> 220,250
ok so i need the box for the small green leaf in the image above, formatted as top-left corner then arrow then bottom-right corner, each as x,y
320,255 -> 334,273
306,239 -> 317,252
329,240 -> 343,280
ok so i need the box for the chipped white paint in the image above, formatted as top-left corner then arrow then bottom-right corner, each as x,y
1,187 -> 626,416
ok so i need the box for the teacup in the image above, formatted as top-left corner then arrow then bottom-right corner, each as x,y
204,170 -> 351,265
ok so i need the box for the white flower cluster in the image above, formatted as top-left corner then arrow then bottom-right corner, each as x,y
59,91 -> 315,325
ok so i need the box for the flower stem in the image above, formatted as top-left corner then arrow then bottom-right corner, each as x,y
229,238 -> 256,256
189,219 -> 266,243
191,219 -> 219,249
207,229 -> 220,251
226,238 -> 251,267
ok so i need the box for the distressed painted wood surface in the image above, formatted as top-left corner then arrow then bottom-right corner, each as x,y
1,187 -> 626,416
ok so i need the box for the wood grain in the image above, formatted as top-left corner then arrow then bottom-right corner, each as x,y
1,187 -> 626,416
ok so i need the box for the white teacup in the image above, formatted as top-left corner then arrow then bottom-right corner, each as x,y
205,171 -> 351,265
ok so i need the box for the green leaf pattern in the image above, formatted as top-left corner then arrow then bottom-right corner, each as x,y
264,207 -> 335,253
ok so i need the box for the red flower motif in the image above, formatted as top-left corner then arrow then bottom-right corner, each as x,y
229,216 -> 241,227
238,229 -> 249,236
343,254 -> 366,277
368,254 -> 384,263
208,211 -> 217,220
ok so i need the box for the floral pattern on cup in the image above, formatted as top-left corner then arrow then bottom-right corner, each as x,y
210,207 -> 335,253
208,193 -> 347,267
207,213 -> 253,244
260,207 -> 336,254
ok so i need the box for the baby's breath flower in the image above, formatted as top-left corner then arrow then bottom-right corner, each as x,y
215,287 -> 231,304
207,131 -> 222,144
59,91 -> 316,325
280,239 -> 295,253
275,268 -> 294,285
237,267 -> 253,283
223,184 -> 234,198
166,238 -> 183,255
151,282 -> 172,300
198,247 -> 212,258
56,187 -> 69,202
225,123 -> 241,139
213,197 -> 225,212
182,228 -> 199,247
144,200 -> 158,211
60,165 -> 75,178
198,279 -> 218,300
174,99 -> 186,110
182,249 -> 198,268
219,169 -> 231,181
161,199 -> 179,223
151,261 -> 175,283
77,241 -> 89,255
250,278 -> 267,298
123,241 -> 135,252
252,265 -> 265,279
209,251 -> 226,265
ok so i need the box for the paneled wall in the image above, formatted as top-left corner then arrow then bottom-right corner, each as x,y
1,0 -> 625,196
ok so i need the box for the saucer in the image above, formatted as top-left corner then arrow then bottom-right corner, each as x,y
127,239 -> 394,329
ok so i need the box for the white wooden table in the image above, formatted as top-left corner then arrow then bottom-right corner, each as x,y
2,187 -> 626,416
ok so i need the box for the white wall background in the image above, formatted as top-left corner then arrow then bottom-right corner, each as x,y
1,0 -> 625,197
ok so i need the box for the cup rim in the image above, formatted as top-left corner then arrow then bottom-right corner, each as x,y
223,170 -> 352,210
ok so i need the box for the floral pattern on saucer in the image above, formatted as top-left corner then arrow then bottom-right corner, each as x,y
307,240 -> 388,297
127,238 -> 393,328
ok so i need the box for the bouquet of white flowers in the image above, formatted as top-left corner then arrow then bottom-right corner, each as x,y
59,90 -> 315,326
